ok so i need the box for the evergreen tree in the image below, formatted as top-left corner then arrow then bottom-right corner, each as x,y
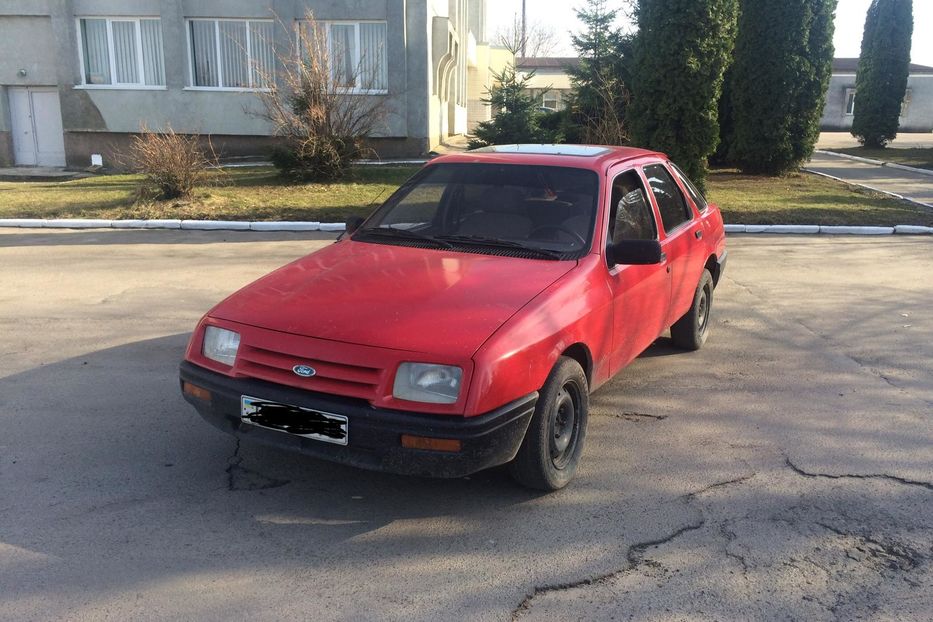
628,0 -> 739,190
727,0 -> 838,174
468,67 -> 558,149
566,0 -> 630,144
851,0 -> 914,148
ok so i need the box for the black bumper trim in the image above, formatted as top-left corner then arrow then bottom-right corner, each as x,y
714,250 -> 728,286
180,361 -> 537,478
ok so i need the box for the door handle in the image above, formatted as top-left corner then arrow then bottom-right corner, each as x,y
695,230 -> 703,240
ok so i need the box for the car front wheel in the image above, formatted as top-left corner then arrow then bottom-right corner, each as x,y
509,356 -> 588,491
671,268 -> 714,351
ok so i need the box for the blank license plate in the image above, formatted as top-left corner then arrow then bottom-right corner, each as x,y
241,395 -> 348,445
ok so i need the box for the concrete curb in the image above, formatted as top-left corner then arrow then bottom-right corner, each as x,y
815,149 -> 933,178
723,224 -> 931,235
0,218 -> 346,232
802,168 -> 933,210
2,218 -> 931,235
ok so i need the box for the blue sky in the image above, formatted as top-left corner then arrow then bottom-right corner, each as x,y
488,0 -> 932,66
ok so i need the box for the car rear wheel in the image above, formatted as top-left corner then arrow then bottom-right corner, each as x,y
671,269 -> 714,351
509,356 -> 588,491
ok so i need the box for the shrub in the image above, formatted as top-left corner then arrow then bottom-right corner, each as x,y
468,66 -> 559,149
851,0 -> 914,148
628,0 -> 739,190
726,0 -> 837,174
255,12 -> 385,181
123,125 -> 217,201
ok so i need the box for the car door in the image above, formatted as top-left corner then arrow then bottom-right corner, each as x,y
642,162 -> 704,327
605,166 -> 672,373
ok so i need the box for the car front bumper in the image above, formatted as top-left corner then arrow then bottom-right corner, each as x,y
179,361 -> 537,478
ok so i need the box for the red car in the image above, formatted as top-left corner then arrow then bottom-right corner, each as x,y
180,145 -> 726,490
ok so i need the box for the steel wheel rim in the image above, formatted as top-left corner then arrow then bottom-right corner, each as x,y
549,382 -> 581,469
697,287 -> 710,333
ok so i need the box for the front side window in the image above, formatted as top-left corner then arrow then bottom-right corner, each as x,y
644,163 -> 693,233
188,19 -> 274,89
79,18 -> 165,86
355,163 -> 600,259
608,170 -> 657,243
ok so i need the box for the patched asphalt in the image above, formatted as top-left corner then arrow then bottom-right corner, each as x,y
1,230 -> 930,621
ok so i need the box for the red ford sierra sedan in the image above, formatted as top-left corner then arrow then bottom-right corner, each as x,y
180,144 -> 727,490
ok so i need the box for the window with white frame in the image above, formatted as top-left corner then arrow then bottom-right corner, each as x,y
900,88 -> 912,117
300,21 -> 388,93
844,88 -> 856,115
78,18 -> 165,87
187,19 -> 275,89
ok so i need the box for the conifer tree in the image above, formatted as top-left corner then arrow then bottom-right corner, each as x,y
628,0 -> 739,190
727,0 -> 838,174
851,0 -> 914,148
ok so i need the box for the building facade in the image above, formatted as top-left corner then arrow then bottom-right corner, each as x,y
0,0 -> 504,168
516,57 -> 578,112
820,58 -> 933,132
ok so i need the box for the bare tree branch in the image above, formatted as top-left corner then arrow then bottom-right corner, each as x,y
495,14 -> 559,58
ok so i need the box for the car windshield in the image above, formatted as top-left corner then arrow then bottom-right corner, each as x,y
354,163 -> 600,259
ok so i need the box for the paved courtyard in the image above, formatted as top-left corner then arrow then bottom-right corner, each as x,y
1,230 -> 931,620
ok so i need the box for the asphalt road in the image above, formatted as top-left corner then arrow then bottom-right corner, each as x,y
1,230 -> 931,621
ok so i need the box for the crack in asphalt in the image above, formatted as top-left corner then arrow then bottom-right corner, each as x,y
785,456 -> 933,492
685,473 -> 756,499
815,521 -> 924,571
226,438 -> 290,492
510,519 -> 706,620
718,520 -> 749,575
225,438 -> 242,491
605,411 -> 668,422
510,474 -> 759,619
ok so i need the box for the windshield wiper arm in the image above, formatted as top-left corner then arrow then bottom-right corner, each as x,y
355,227 -> 453,248
436,235 -> 564,259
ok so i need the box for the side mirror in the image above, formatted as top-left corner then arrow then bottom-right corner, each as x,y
345,216 -> 365,235
608,239 -> 665,266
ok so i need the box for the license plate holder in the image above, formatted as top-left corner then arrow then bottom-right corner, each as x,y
240,395 -> 348,446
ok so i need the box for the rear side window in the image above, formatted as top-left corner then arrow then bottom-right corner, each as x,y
644,163 -> 693,233
670,162 -> 708,211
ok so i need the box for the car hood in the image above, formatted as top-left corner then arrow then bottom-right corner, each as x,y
211,240 -> 577,358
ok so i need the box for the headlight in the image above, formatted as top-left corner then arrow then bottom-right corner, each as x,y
202,326 -> 240,366
393,363 -> 463,404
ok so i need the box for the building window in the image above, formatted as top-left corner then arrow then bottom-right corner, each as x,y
78,18 -> 165,87
844,88 -> 856,115
541,91 -> 560,111
300,21 -> 388,93
901,89 -> 912,117
187,19 -> 275,90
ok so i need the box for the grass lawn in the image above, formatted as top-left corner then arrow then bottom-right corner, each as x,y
0,166 -> 417,223
1,164 -> 931,226
707,169 -> 933,226
825,147 -> 933,171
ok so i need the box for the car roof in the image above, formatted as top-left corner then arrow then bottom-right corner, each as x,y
428,144 -> 665,170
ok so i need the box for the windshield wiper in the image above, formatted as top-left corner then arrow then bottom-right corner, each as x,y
355,227 -> 453,249
436,235 -> 565,259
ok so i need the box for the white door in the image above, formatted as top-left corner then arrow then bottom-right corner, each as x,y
9,87 -> 66,167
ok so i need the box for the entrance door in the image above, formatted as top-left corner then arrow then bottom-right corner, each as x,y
9,87 -> 66,167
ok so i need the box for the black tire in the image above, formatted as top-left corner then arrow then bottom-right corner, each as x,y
670,268 -> 714,351
509,357 -> 588,491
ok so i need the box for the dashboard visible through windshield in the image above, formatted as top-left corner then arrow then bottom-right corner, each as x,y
354,163 -> 601,260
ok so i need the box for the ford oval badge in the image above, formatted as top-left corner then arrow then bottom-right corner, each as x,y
292,364 -> 316,378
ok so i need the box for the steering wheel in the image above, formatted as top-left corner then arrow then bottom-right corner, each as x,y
529,225 -> 587,247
